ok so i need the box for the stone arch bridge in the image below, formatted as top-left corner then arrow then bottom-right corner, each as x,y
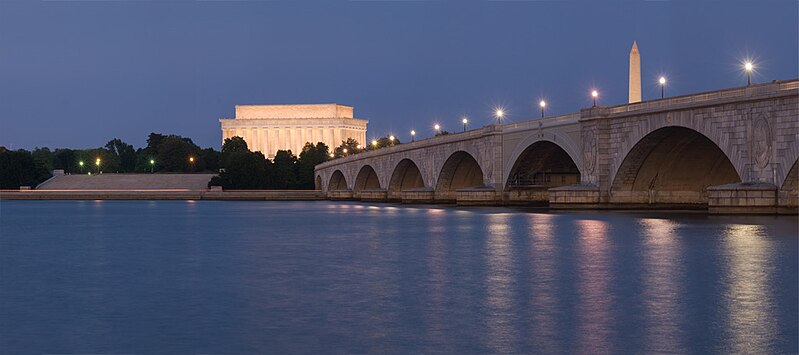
315,80 -> 798,213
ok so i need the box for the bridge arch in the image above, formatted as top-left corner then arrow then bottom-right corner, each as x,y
353,164 -> 381,193
782,160 -> 798,191
504,139 -> 581,203
503,135 -> 582,189
328,170 -> 349,191
387,158 -> 426,199
435,151 -> 484,200
610,126 -> 741,204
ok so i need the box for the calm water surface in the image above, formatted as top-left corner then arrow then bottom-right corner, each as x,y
0,200 -> 797,354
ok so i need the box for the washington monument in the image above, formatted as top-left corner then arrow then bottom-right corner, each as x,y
629,41 -> 642,103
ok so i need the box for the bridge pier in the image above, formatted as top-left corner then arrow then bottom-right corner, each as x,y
328,189 -> 354,200
359,189 -> 388,202
707,182 -> 779,214
401,188 -> 435,204
455,186 -> 499,206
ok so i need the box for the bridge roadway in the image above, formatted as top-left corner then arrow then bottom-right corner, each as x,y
314,80 -> 799,214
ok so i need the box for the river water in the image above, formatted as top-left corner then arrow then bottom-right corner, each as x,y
0,200 -> 796,353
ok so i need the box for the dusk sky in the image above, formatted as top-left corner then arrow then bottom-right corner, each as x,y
1,0 -> 796,151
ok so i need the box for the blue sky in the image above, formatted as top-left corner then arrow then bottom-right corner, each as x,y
1,0 -> 796,150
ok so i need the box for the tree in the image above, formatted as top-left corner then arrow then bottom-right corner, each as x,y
53,149 -> 77,173
202,148 -> 221,173
105,138 -> 137,172
296,142 -> 330,189
155,135 -> 204,172
215,137 -> 271,189
31,147 -> 54,181
435,130 -> 450,137
333,138 -> 363,158
367,136 -> 401,151
77,148 -> 121,173
0,150 -> 37,189
272,150 -> 298,189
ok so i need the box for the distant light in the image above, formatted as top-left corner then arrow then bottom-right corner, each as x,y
539,100 -> 546,108
495,109 -> 504,118
329,153 -> 335,157
189,157 -> 194,162
356,144 -> 361,149
591,90 -> 598,98
659,76 -> 666,85
149,159 -> 155,165
744,62 -> 754,72
79,161 -> 84,166
434,124 -> 441,131
95,158 -> 101,166
342,148 -> 348,153
371,139 -> 378,146
462,117 -> 468,124
410,130 -> 416,136
389,135 -> 395,141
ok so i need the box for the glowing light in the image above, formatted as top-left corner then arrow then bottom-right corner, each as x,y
95,158 -> 101,166
410,130 -> 416,136
79,161 -> 84,166
744,62 -> 754,72
189,157 -> 195,163
495,109 -> 504,118
462,117 -> 468,124
329,153 -> 335,157
342,148 -> 348,153
389,135 -> 395,141
591,90 -> 598,98
371,139 -> 378,146
539,100 -> 546,108
659,76 -> 666,85
149,159 -> 155,165
356,144 -> 361,149
434,124 -> 441,131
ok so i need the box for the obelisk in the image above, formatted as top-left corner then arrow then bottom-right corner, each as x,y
629,41 -> 641,103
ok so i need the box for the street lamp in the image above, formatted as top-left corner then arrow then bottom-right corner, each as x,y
330,153 -> 335,158
410,130 -> 416,142
149,159 -> 155,173
95,158 -> 101,173
371,139 -> 378,148
356,144 -> 361,150
389,135 -> 395,144
79,160 -> 84,174
494,109 -> 504,124
744,61 -> 754,85
434,124 -> 441,135
188,156 -> 195,172
539,100 -> 546,118
659,76 -> 666,98
591,90 -> 598,107
462,117 -> 468,132
343,148 -> 348,154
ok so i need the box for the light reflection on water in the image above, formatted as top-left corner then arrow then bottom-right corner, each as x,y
0,201 -> 796,354
723,224 -> 776,353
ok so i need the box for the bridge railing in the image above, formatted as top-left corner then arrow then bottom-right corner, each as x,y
500,112 -> 581,132
606,79 -> 797,115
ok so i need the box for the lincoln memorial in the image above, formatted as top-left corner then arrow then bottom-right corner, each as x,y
219,103 -> 368,158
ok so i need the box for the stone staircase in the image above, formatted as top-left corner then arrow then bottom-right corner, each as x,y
36,173 -> 216,191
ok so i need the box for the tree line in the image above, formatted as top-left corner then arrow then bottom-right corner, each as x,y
0,132 -> 402,190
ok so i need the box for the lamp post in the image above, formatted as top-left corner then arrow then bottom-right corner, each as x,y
188,156 -> 195,172
744,62 -> 754,85
410,130 -> 416,142
591,90 -> 598,107
462,117 -> 468,132
149,159 -> 155,173
371,139 -> 378,149
95,158 -> 101,173
79,161 -> 84,174
389,135 -> 395,145
494,109 -> 504,124
659,77 -> 666,98
434,124 -> 441,135
539,100 -> 546,118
